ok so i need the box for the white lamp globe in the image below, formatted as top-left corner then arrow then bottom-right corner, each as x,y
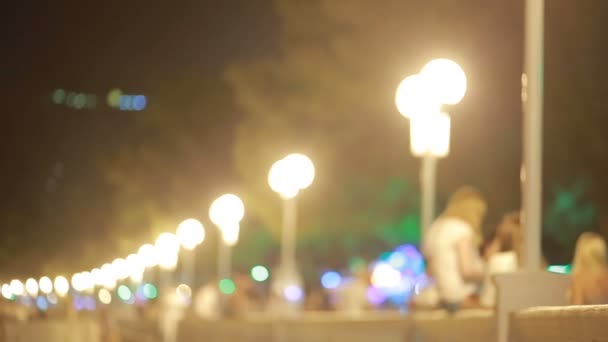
419,58 -> 467,105
209,194 -> 245,227
395,74 -> 441,118
268,159 -> 300,199
284,153 -> 315,190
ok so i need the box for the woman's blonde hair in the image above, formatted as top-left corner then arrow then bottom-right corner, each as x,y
440,186 -> 487,241
572,232 -> 608,275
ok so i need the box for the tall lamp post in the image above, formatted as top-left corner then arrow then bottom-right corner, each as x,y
176,218 -> 206,287
209,194 -> 245,282
395,59 -> 467,239
268,153 -> 315,308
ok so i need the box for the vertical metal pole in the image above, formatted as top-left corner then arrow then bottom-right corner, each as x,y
281,197 -> 298,271
522,0 -> 544,272
181,250 -> 195,286
420,154 -> 437,240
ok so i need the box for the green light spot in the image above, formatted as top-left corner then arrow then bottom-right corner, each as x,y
107,88 -> 122,108
219,278 -> 236,295
52,89 -> 66,104
117,285 -> 132,301
73,93 -> 86,109
65,92 -> 76,108
142,283 -> 158,299
250,265 -> 270,282
547,264 -> 571,274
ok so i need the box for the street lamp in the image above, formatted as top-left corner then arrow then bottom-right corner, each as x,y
209,194 -> 245,282
176,218 -> 206,286
395,58 -> 466,239
268,153 -> 315,308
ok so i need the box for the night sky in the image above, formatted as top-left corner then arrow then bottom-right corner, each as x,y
2,1 -> 608,276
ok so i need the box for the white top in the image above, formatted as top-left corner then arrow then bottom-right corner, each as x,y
479,251 -> 518,307
423,217 -> 484,303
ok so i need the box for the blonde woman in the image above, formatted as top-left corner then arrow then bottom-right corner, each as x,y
422,186 -> 487,312
569,232 -> 608,305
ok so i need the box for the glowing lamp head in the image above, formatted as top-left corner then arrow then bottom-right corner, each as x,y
38,276 -> 53,295
395,74 -> 441,119
25,278 -> 39,297
284,153 -> 315,189
268,159 -> 300,199
53,276 -> 70,297
9,280 -> 24,297
419,58 -> 467,105
176,218 -> 206,250
209,194 -> 245,228
220,222 -> 240,246
138,244 -> 159,268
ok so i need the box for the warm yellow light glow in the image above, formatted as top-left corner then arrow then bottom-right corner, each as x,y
395,74 -> 441,119
100,263 -> 117,290
138,244 -> 159,268
53,276 -> 70,297
268,158 -> 300,199
126,254 -> 145,283
409,112 -> 451,157
98,288 -> 112,305
268,154 -> 315,199
112,258 -> 130,281
1,284 -> 13,299
71,273 -> 85,292
10,280 -> 24,297
25,278 -> 39,297
209,194 -> 245,227
221,222 -> 240,246
91,268 -> 103,287
39,276 -> 53,295
176,283 -> 192,300
176,218 -> 206,250
420,58 -> 467,105
284,153 -> 315,190
80,271 -> 94,292
156,233 -> 180,255
158,251 -> 179,270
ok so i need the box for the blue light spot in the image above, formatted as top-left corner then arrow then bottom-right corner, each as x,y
120,95 -> 133,111
321,271 -> 342,289
133,95 -> 147,111
36,296 -> 49,311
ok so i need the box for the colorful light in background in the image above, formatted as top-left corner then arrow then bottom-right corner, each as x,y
283,285 -> 304,302
218,278 -> 236,295
107,88 -> 147,111
176,284 -> 192,304
250,265 -> 270,282
547,264 -> 571,274
36,296 -> 49,311
367,244 -> 426,307
117,285 -> 133,303
51,89 -> 96,109
320,271 -> 342,290
142,283 -> 158,300
98,288 -> 112,305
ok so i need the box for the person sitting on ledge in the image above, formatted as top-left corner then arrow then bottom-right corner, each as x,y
569,231 -> 608,305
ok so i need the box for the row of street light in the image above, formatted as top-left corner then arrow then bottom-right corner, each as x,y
1,154 -> 315,311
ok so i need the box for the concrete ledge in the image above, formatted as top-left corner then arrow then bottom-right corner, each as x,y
412,309 -> 495,342
510,305 -> 608,342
